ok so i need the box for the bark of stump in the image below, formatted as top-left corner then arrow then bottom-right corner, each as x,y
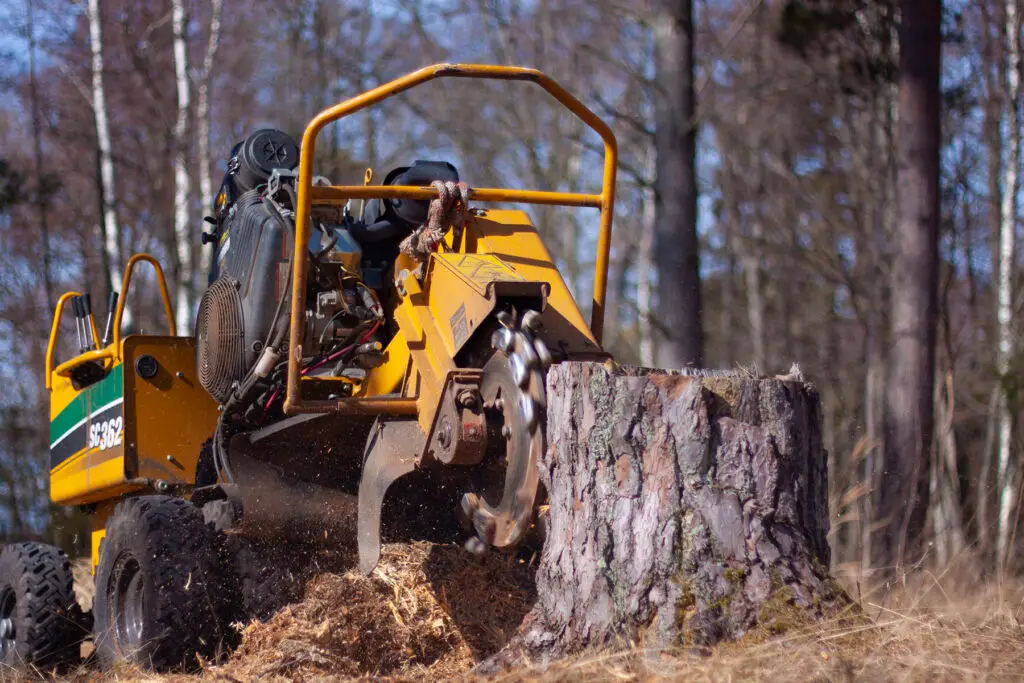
514,362 -> 850,659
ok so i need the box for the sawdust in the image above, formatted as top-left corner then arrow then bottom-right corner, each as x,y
71,558 -> 94,612
201,541 -> 536,681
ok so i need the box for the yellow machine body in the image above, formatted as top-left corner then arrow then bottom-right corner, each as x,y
49,337 -> 218,507
45,256 -> 219,570
43,64 -> 618,575
343,207 -> 603,435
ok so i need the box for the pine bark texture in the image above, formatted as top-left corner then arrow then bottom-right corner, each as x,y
516,362 -> 848,658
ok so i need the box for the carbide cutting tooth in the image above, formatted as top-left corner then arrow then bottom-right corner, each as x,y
491,327 -> 514,353
461,492 -> 480,518
515,332 -> 539,368
533,338 -> 553,369
518,394 -> 537,429
496,310 -> 515,328
521,309 -> 543,332
510,353 -> 530,388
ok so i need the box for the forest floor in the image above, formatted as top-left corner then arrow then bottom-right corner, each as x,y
47,544 -> 1024,682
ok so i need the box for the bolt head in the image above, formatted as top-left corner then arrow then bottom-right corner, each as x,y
438,417 -> 452,449
456,388 -> 478,408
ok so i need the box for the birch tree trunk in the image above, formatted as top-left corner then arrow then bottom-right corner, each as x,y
172,0 -> 193,333
87,0 -> 122,299
932,371 -> 966,566
500,363 -> 850,664
996,0 -> 1020,570
979,0 -> 1004,562
196,0 -> 223,285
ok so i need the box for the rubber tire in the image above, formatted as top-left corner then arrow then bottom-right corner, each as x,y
0,542 -> 83,672
93,495 -> 231,672
201,501 -> 300,623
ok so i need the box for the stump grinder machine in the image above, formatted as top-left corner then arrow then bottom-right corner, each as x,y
0,64 -> 617,672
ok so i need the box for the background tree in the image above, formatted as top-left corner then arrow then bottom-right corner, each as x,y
653,0 -> 703,369
877,0 -> 942,574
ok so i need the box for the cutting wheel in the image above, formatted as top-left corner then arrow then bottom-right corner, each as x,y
461,311 -> 549,550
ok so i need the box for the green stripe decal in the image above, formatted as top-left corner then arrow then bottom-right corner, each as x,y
50,363 -> 124,445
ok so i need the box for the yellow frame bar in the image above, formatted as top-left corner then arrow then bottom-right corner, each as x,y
45,254 -> 177,389
45,292 -> 82,390
285,63 -> 618,416
309,185 -> 603,208
112,254 -> 177,349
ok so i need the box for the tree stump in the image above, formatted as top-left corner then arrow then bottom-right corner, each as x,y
516,362 -> 851,658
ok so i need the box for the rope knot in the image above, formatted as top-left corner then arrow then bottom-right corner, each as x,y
400,180 -> 472,263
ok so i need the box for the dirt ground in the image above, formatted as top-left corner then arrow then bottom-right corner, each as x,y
49,546 -> 1024,682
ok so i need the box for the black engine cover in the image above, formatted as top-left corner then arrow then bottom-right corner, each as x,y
196,190 -> 289,404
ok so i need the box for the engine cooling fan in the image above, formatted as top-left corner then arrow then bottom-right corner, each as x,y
195,276 -> 248,404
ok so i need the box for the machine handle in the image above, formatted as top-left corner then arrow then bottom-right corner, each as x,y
45,254 -> 177,392
111,254 -> 177,349
45,292 -> 82,390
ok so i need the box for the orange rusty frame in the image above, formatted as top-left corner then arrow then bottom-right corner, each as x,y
284,63 -> 618,416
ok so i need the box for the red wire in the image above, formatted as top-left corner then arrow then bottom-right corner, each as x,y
360,320 -> 381,343
261,320 -> 382,422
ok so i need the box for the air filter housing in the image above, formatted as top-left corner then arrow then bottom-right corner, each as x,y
196,189 -> 290,405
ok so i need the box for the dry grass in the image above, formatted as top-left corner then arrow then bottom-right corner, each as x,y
496,576 -> 1024,682
54,545 -> 1024,683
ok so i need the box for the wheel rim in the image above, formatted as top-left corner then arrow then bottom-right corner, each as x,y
0,586 -> 16,660
110,556 -> 145,653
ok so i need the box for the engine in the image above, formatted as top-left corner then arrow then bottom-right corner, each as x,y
195,128 -> 380,414
194,128 -> 459,427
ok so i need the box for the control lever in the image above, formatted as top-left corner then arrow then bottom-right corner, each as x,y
71,296 -> 88,354
101,291 -> 119,347
81,293 -> 99,349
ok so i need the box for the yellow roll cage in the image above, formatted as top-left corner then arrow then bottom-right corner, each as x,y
284,63 -> 618,416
